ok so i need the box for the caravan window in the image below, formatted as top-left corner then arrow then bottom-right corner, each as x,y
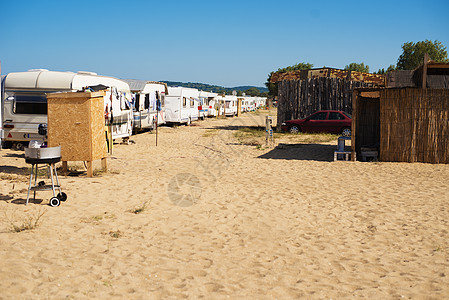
135,94 -> 140,110
190,99 -> 194,107
13,94 -> 47,114
183,97 -> 187,108
145,94 -> 150,109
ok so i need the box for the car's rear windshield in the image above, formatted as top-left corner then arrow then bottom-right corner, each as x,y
343,112 -> 352,119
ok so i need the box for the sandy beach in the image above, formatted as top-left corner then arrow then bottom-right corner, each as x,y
1,109 -> 448,299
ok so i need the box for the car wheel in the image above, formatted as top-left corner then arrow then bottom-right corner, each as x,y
289,125 -> 300,134
341,127 -> 351,137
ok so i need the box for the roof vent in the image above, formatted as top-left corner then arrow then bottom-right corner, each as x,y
77,71 -> 98,75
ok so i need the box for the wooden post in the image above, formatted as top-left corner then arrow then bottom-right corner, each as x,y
62,161 -> 68,176
351,90 -> 357,161
87,161 -> 93,178
422,53 -> 429,89
237,99 -> 239,116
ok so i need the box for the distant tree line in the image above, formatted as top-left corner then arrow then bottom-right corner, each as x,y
265,39 -> 449,96
161,81 -> 268,97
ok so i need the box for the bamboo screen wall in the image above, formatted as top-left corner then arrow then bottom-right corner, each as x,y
380,88 -> 449,163
277,77 -> 373,129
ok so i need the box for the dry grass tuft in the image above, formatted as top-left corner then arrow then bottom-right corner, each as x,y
280,132 -> 339,144
81,212 -> 116,224
108,230 -> 123,239
234,127 -> 265,146
202,129 -> 219,137
130,200 -> 150,214
5,207 -> 46,233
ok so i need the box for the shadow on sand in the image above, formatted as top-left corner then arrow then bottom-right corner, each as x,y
4,153 -> 25,159
0,165 -> 29,176
258,143 -> 337,162
204,125 -> 278,131
10,198 -> 44,205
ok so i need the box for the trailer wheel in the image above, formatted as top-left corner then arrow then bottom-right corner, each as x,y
57,192 -> 67,202
49,197 -> 60,207
13,142 -> 25,151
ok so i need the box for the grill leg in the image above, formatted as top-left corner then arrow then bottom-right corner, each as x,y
33,164 -> 38,200
53,164 -> 62,194
26,164 -> 34,205
49,163 -> 56,197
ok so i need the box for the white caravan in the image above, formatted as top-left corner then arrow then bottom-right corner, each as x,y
224,95 -> 238,116
2,69 -> 133,148
198,91 -> 210,119
165,87 -> 199,124
247,97 -> 256,111
185,88 -> 199,122
0,75 -> 5,148
124,79 -> 167,132
205,92 -> 218,117
215,95 -> 225,116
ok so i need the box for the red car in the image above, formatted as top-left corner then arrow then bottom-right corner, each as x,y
281,110 -> 352,136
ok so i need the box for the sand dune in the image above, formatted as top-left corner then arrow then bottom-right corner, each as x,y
1,110 -> 448,299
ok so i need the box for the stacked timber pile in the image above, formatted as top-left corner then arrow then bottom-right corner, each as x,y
271,68 -> 385,85
379,88 -> 449,164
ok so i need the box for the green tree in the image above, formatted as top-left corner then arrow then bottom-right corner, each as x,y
245,87 -> 261,96
397,40 -> 449,70
344,62 -> 369,73
375,64 -> 396,74
265,62 -> 313,97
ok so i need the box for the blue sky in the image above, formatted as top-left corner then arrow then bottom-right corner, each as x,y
1,0 -> 448,87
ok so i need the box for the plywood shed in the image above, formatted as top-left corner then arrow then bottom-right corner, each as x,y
47,91 -> 108,177
352,87 -> 449,164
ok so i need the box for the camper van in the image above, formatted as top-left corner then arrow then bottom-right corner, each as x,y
198,91 -> 210,119
165,87 -> 199,124
124,79 -> 166,132
224,95 -> 238,116
0,75 -> 5,148
206,92 -> 218,117
2,69 -> 133,148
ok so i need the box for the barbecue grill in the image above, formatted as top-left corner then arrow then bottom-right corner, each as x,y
25,145 -> 67,206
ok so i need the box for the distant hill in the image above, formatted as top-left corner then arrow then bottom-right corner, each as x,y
161,81 -> 268,95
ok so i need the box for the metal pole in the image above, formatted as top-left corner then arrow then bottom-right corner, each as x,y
156,112 -> 158,147
0,60 -> 2,150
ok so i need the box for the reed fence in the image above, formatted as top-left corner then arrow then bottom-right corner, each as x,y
277,77 -> 374,128
380,88 -> 449,163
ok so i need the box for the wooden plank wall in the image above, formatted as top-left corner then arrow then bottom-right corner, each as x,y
276,77 -> 374,128
380,88 -> 449,163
